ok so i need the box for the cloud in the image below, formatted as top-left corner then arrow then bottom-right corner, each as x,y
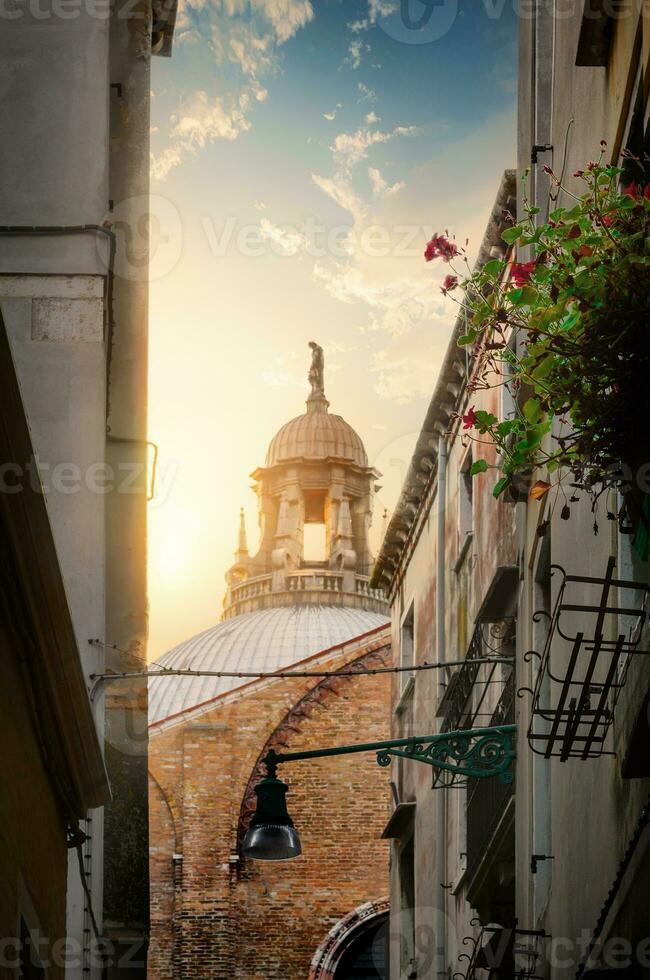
332,123 -> 418,168
176,27 -> 202,45
368,166 -> 404,196
259,217 -> 308,255
365,110 -> 380,125
253,0 -> 314,43
368,0 -> 398,21
357,82 -> 376,102
152,0 -> 314,180
347,0 -> 397,34
311,173 -> 364,220
313,263 -> 444,335
346,38 -> 370,69
253,200 -> 266,211
322,103 -> 342,122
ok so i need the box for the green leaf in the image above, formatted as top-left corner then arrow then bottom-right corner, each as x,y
482,259 -> 505,277
509,285 -> 538,306
474,410 -> 499,430
502,224 -> 525,244
493,476 -> 511,498
457,328 -> 478,346
470,459 -> 489,475
497,420 -> 518,438
523,398 -> 542,423
531,354 -> 556,381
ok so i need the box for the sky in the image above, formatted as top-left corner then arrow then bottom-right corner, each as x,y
147,0 -> 517,661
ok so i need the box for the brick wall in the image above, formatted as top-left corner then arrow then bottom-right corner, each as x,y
148,629 -> 392,979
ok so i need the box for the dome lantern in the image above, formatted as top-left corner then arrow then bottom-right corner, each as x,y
223,343 -> 385,619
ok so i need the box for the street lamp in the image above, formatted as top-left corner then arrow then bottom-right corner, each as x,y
242,724 -> 516,861
241,772 -> 302,861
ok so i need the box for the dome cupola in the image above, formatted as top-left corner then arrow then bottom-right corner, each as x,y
223,343 -> 385,618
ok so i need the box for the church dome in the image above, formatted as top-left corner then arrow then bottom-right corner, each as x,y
149,605 -> 388,726
266,402 -> 368,467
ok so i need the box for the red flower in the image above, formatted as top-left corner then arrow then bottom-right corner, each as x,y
510,260 -> 536,287
424,233 -> 460,263
644,183 -> 650,201
463,406 -> 477,430
441,274 -> 458,293
566,224 -> 581,239
624,181 -> 640,201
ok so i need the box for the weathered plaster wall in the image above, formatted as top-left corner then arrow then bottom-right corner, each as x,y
515,8 -> 650,968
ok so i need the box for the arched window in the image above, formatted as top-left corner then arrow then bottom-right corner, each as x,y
333,914 -> 389,979
310,900 -> 390,980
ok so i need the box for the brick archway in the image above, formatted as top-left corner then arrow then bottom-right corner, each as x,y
308,898 -> 390,980
236,640 -> 391,851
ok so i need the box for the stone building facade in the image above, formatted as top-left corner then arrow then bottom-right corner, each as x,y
148,355 -> 393,979
372,6 -> 650,980
0,4 -> 177,975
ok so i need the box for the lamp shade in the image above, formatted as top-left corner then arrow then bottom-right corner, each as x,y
241,774 -> 302,861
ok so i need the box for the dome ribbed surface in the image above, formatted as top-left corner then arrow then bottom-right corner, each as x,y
149,605 -> 388,725
265,411 -> 368,467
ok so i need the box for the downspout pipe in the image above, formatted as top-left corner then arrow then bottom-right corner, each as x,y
435,432 -> 448,980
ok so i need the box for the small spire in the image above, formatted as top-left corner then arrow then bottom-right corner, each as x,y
237,507 -> 249,557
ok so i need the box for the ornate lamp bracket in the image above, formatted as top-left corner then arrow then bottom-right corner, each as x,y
264,725 -> 516,784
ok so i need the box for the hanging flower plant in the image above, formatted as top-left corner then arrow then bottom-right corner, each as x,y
424,149 -> 650,550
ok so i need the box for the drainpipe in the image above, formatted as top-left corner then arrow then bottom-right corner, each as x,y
435,431 -> 447,980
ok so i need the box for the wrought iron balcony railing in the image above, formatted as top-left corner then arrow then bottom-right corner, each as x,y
520,557 -> 649,761
454,919 -> 548,980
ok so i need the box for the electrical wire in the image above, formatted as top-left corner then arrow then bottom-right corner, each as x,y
88,654 -> 514,692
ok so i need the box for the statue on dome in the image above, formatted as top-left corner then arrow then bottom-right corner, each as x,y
308,341 -> 324,398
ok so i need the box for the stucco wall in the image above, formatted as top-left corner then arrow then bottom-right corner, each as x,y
515,7 -> 650,970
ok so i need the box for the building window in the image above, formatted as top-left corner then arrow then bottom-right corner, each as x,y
303,523 -> 326,561
400,602 -> 415,693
